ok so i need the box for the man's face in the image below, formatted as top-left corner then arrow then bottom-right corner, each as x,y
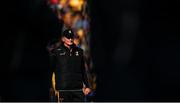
62,36 -> 74,46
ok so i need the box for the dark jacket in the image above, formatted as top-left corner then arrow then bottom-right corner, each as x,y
50,43 -> 90,90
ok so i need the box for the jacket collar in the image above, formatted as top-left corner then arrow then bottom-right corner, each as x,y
61,43 -> 76,51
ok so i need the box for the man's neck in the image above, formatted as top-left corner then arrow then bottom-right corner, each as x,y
64,43 -> 71,49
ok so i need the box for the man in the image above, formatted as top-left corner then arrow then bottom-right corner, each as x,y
50,29 -> 91,102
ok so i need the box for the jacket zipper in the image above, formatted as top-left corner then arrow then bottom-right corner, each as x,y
70,49 -> 72,56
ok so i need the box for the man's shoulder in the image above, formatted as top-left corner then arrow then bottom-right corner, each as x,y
75,46 -> 83,52
73,46 -> 84,56
54,45 -> 65,53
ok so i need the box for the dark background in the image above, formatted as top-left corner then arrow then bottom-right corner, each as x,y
1,0 -> 180,101
90,0 -> 180,101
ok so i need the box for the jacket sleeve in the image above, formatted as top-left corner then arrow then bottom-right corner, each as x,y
49,49 -> 57,88
81,51 -> 90,88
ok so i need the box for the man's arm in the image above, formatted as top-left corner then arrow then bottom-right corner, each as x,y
49,49 -> 57,88
81,52 -> 91,95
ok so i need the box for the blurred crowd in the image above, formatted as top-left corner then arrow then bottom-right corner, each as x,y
48,0 -> 96,101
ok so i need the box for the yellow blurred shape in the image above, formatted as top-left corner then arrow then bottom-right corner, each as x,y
77,29 -> 84,39
52,72 -> 56,90
59,0 -> 67,7
69,0 -> 84,11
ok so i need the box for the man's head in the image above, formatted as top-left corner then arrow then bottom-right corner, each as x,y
62,29 -> 74,46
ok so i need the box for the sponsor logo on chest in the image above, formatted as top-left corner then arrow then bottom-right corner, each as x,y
75,51 -> 79,56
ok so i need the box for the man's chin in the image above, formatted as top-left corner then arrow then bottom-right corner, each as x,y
67,43 -> 73,46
